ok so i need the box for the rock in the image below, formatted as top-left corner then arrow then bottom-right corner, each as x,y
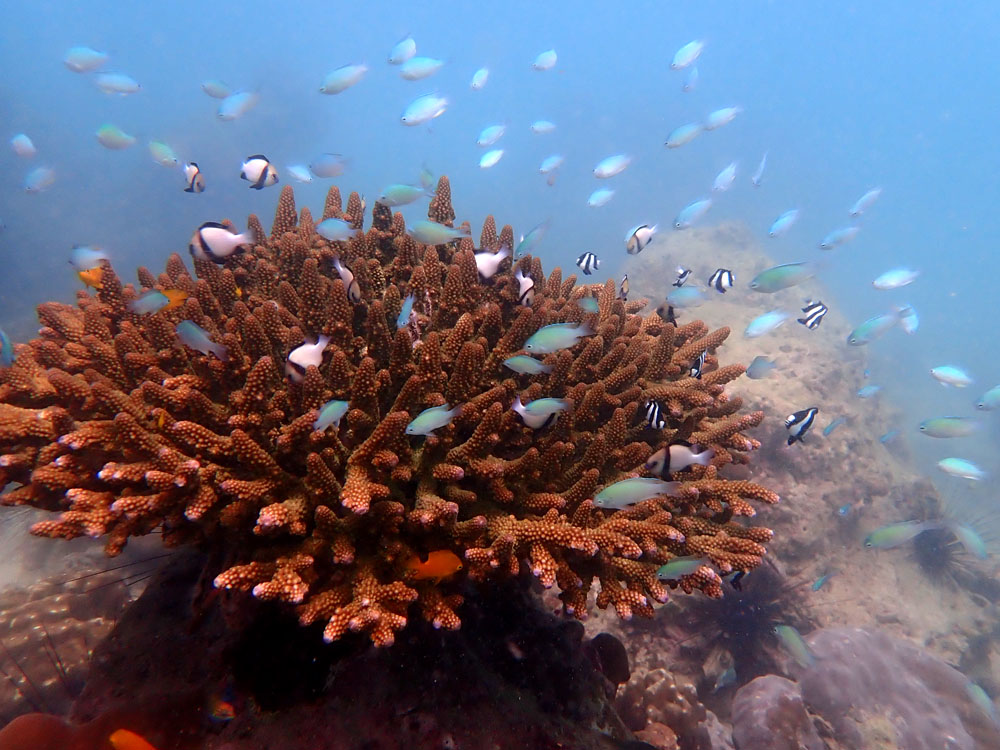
731,675 -> 823,750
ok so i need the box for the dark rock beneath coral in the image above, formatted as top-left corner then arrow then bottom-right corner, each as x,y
71,551 -> 635,749
730,675 -> 822,750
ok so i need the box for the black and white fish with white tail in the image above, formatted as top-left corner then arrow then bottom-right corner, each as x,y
797,300 -> 828,330
673,266 -> 691,287
240,154 -> 278,189
645,441 -> 715,475
785,407 -> 818,445
183,162 -> 205,193
690,350 -> 707,379
576,251 -> 600,275
189,222 -> 251,263
643,400 -> 667,430
619,273 -> 629,301
625,224 -> 658,254
708,268 -> 733,293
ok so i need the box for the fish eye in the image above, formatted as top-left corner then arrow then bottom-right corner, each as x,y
919,425 -> 925,430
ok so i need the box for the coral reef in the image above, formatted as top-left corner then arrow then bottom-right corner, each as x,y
0,180 -> 775,647
730,627 -> 1000,750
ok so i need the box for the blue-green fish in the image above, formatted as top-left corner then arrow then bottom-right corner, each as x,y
849,187 -> 882,218
588,188 -> 615,207
70,245 -> 109,271
872,267 -> 919,290
665,122 -> 702,148
666,287 -> 706,308
10,133 -> 36,158
479,148 -> 504,169
768,209 -> 799,237
148,140 -> 178,167
674,198 -> 712,229
400,56 -> 444,81
938,457 -> 985,481
712,162 -> 737,192
593,477 -> 682,509
388,34 -> 416,65
287,165 -> 313,183
746,356 -> 777,380
704,106 -> 742,131
477,124 -> 506,147
319,63 -> 368,94
24,166 -> 56,193
930,365 -> 973,388
95,72 -> 140,95
218,91 -> 259,121
748,262 -> 814,292
64,46 -> 109,73
812,572 -> 835,591
129,290 -> 170,315
539,155 -> 564,174
524,323 -> 594,354
593,154 -> 631,179
314,400 -> 349,431
470,67 -> 489,90
317,218 -> 355,242
713,665 -> 736,692
751,151 -> 767,187
819,226 -> 860,250
396,294 -> 415,329
857,385 -> 881,399
918,417 -> 978,438
96,124 -> 136,150
503,355 -> 552,375
671,40 -> 704,70
837,503 -> 853,517
823,417 -> 847,437
201,79 -> 232,99
949,522 -> 988,560
744,310 -> 790,338
175,321 -> 228,361
514,220 -> 550,258
577,297 -> 600,313
774,625 -> 814,668
898,303 -> 919,334
847,310 -> 901,346
532,49 -> 558,71
401,93 -> 448,126
682,65 -> 699,93
378,184 -> 430,207
977,385 -> 1000,411
511,396 -> 571,429
406,403 -> 462,436
408,220 -> 469,245
0,328 -> 15,367
864,520 -> 939,549
656,556 -> 709,581
879,429 -> 900,444
966,682 -> 998,725
531,120 -> 556,134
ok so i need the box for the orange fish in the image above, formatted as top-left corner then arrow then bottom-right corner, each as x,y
405,550 -> 463,581
77,266 -> 103,289
160,289 -> 188,310
108,728 -> 159,750
209,696 -> 236,722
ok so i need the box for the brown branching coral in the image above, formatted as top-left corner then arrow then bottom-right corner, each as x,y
0,180 -> 776,647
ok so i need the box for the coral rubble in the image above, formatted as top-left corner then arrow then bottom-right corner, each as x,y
0,179 -> 776,646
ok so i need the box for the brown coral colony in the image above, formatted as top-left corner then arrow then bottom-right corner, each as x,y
0,177 -> 777,647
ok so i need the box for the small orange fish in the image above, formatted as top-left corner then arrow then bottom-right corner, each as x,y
108,728 -> 159,750
160,289 -> 188,310
405,550 -> 463,581
209,696 -> 236,722
77,266 -> 103,289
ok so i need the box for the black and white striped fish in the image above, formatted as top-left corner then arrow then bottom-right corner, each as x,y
797,300 -> 828,330
182,162 -> 205,193
708,268 -> 734,293
619,273 -> 629,301
656,302 -> 677,326
673,266 -> 691,287
643,400 -> 667,429
240,154 -> 278,189
785,407 -> 818,445
189,221 -> 252,263
576,251 -> 600,275
690,350 -> 707,379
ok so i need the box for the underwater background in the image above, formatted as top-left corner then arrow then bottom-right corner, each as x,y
2,1 -> 1000,748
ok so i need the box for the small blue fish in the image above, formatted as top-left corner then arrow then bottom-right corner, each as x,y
748,262 -> 815,293
218,91 -> 259,121
378,184 -> 430,207
317,218 -> 355,242
406,403 -> 462,436
401,93 -> 448,126
503,355 -> 552,376
514,220 -> 550,258
314,400 -> 349,431
388,35 -> 416,65
69,245 -> 109,271
128,290 -> 170,315
682,66 -> 699,92
864,520 -> 939,549
930,366 -> 973,388
812,572 -> 835,591
897,303 -> 919,334
656,557 -> 709,581
666,287 -> 706,308
477,124 -> 506,147
857,385 -> 881,399
319,63 -> 368,93
24,166 -> 55,193
593,154 -> 631,179
674,198 -> 712,229
948,522 -> 988,559
0,328 -> 15,367
671,40 -> 704,70
819,226 -> 860,250
712,162 -> 737,192
713,665 -> 736,692
524,323 -> 594,354
774,625 -> 815,668
823,417 -> 847,437
665,123 -> 702,148
847,310 -> 902,346
849,187 -> 882,218
768,209 -> 800,237
176,321 -> 228,361
409,220 -> 469,245
588,188 -> 615,207
836,503 -> 853,517
511,396 -> 571,429
539,155 -> 564,174
938,457 -> 985,481
530,120 -> 556,134
577,297 -> 600,313
745,356 -> 777,380
976,385 -> 1000,411
744,310 -> 790,338
704,106 -> 742,131
879,429 -> 900,444
396,294 -> 415,329
966,682 -> 998,725
399,57 -> 443,81
751,152 -> 767,187
872,268 -> 919,290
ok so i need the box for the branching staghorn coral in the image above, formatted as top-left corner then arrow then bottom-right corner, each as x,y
0,178 -> 776,646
